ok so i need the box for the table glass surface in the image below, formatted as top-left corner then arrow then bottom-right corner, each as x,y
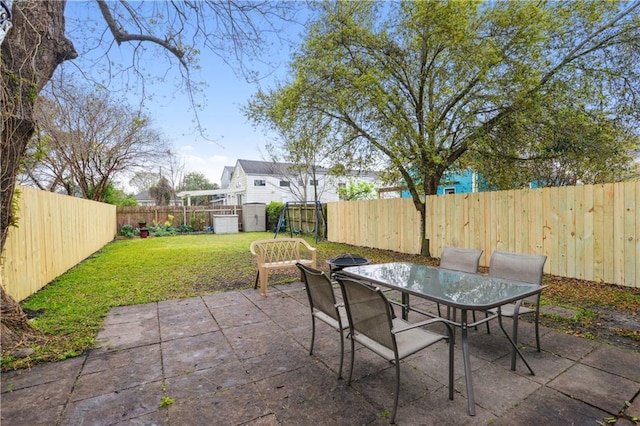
341,262 -> 542,310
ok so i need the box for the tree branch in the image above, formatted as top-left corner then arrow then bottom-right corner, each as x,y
96,0 -> 187,68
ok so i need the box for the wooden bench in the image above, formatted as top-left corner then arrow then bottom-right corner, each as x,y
250,238 -> 317,296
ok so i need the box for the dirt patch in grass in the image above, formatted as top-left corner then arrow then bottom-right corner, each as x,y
536,275 -> 640,352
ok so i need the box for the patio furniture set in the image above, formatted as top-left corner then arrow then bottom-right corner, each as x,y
251,238 -> 546,423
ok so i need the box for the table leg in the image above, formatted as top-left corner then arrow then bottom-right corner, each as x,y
461,309 -> 476,416
401,293 -> 410,320
496,308 -> 535,375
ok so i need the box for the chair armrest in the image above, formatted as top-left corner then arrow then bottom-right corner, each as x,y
392,317 -> 453,334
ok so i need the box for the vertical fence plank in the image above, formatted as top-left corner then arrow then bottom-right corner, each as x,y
565,186 -> 577,278
623,181 -> 637,287
582,185 -> 595,281
574,185 -> 585,279
603,184 -> 616,284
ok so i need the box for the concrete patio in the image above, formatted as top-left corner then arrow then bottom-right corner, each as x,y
2,282 -> 639,425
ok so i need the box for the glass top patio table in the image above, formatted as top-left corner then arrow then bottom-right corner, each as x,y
340,262 -> 543,310
338,262 -> 546,416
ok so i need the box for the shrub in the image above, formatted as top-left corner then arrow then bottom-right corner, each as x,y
120,224 -> 135,237
266,201 -> 284,231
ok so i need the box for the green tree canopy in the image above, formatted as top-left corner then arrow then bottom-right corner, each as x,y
179,172 -> 219,191
248,1 -> 640,255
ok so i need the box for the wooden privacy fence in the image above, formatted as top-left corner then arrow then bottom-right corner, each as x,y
327,181 -> 639,288
1,186 -> 117,301
117,205 -> 243,232
327,198 -> 422,255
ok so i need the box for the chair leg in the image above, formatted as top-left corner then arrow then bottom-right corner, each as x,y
437,303 -> 442,317
254,271 -> 259,289
259,268 -> 268,296
535,310 -> 541,352
448,330 -> 454,400
347,335 -> 355,385
338,328 -> 344,380
391,359 -> 400,424
309,316 -> 316,355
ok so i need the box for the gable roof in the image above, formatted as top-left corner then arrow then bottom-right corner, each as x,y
237,159 -> 331,175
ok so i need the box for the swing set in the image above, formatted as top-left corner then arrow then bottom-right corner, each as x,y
274,201 -> 326,243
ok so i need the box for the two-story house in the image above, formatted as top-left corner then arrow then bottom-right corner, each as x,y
178,159 -> 379,206
221,159 -> 378,205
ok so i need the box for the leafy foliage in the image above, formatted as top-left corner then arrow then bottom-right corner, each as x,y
266,201 -> 285,231
248,1 -> 640,254
338,180 -> 376,200
179,172 -> 218,191
119,224 -> 135,237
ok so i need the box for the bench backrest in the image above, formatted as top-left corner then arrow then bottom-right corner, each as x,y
250,238 -> 316,264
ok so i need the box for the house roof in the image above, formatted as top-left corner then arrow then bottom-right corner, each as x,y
232,159 -> 380,181
237,159 -> 334,175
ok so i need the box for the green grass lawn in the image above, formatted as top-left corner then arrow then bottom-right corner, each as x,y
3,233 -> 433,370
2,232 -> 638,370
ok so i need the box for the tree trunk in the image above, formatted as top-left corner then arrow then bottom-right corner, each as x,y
1,0 -> 76,351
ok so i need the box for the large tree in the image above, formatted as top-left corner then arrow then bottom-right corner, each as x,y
22,83 -> 168,201
1,0 -> 297,351
248,1 -> 640,256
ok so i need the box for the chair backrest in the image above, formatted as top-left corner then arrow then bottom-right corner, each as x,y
296,263 -> 340,322
337,277 -> 394,351
489,251 -> 547,285
440,247 -> 483,274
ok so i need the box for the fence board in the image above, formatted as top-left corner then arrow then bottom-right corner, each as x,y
2,186 -> 116,301
624,181 -> 636,287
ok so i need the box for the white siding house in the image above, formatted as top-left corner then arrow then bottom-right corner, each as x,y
225,159 -> 345,205
176,159 -> 380,206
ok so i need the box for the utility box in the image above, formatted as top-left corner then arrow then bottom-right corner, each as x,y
242,203 -> 266,232
213,215 -> 238,234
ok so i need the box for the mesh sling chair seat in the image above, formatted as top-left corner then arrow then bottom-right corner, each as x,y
296,263 -> 349,379
336,275 -> 454,424
485,251 -> 547,370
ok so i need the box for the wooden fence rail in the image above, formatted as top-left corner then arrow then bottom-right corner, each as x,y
328,181 -> 639,288
1,186 -> 117,301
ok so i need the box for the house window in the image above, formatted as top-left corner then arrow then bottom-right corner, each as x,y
444,187 -> 456,194
254,179 -> 266,186
310,179 -> 318,186
279,180 -> 290,187
337,183 -> 346,188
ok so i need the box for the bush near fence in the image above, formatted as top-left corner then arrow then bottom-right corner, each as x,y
327,181 -> 640,289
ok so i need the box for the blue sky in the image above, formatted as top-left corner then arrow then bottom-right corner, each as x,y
62,1 -> 307,187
